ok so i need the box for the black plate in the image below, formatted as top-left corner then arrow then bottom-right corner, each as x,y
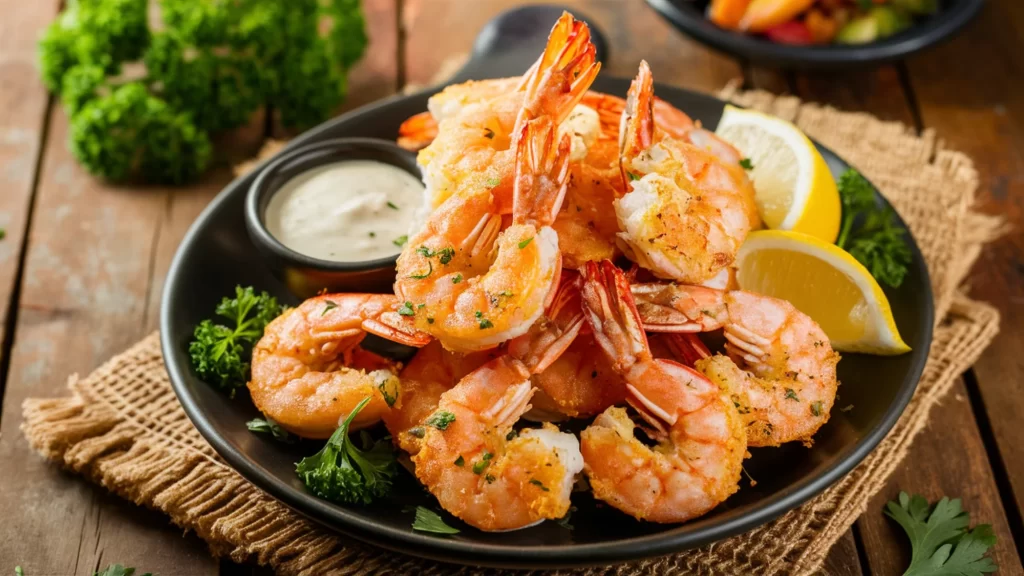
161,5 -> 933,569
646,0 -> 984,68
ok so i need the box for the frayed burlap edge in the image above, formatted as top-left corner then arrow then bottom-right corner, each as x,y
22,89 -> 1002,575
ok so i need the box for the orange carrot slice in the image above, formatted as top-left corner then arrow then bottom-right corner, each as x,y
708,0 -> 753,29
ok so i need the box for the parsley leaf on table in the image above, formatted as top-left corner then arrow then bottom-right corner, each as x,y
412,506 -> 460,535
885,491 -> 998,576
836,169 -> 911,288
295,396 -> 397,505
93,565 -> 153,576
188,286 -> 283,396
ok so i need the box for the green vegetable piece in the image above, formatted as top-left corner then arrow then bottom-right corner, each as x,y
452,274 -> 463,284
871,6 -> 912,38
295,396 -> 397,505
836,15 -> 880,44
15,567 -> 24,576
93,565 -> 153,576
884,492 -> 997,575
425,410 -> 456,430
189,286 -> 283,395
412,506 -> 460,535
518,237 -> 534,249
247,417 -> 294,443
398,301 -> 416,316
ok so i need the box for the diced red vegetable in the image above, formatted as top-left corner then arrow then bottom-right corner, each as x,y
764,20 -> 815,45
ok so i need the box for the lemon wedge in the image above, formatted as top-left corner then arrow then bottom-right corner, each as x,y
735,230 -> 910,355
715,105 -> 841,243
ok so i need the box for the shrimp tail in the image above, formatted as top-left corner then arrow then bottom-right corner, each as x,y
664,333 -> 712,367
513,117 -> 571,227
619,60 -> 655,182
580,260 -> 650,372
518,12 -> 602,127
366,313 -> 432,347
509,271 -> 585,374
397,111 -> 439,151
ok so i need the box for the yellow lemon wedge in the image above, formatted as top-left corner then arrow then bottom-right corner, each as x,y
715,105 -> 841,243
735,230 -> 910,355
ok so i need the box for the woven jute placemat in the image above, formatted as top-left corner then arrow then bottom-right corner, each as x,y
22,87 -> 1003,575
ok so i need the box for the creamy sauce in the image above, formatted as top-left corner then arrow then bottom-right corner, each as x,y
265,160 -> 424,261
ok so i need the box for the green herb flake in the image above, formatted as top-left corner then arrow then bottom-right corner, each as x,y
377,374 -> 398,407
556,506 -> 576,530
427,317 -> 435,324
93,565 -> 153,576
739,158 -> 754,170
412,506 -> 460,535
246,417 -> 294,443
452,274 -> 463,284
15,567 -> 24,576
368,231 -> 376,238
398,301 -> 416,316
479,317 -> 494,330
517,237 -> 534,249
484,128 -> 495,139
425,410 -> 456,431
529,478 -> 550,492
486,177 -> 501,188
811,401 -> 823,417
438,247 -> 455,265
628,172 -> 640,181
454,455 -> 464,466
482,451 -> 493,461
387,201 -> 399,210
408,426 -> 425,439
393,235 -> 408,247
409,261 -> 433,279
485,474 -> 496,484
784,388 -> 799,402
321,300 -> 338,316
506,429 -> 518,441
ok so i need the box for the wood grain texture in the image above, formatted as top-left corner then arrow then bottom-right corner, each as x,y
0,0 -> 59,381
822,530 -> 864,576
0,110 -> 218,575
402,0 -> 741,93
906,0 -> 1024,541
857,382 -> 1022,573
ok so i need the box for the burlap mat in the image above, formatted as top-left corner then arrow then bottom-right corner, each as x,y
22,87 -> 1003,575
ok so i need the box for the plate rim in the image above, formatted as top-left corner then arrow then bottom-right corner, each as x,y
161,81 -> 934,568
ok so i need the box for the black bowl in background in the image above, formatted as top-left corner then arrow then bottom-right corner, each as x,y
245,138 -> 420,297
646,0 -> 984,68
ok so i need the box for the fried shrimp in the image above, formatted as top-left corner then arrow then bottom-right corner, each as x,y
413,12 -> 600,218
394,116 -> 571,352
578,261 -> 746,523
631,282 -> 841,446
248,294 -> 430,439
615,61 -> 759,284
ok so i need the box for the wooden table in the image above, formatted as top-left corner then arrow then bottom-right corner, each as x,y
0,1 -> 1020,574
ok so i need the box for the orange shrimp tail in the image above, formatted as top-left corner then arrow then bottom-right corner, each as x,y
518,12 -> 602,127
509,271 -> 584,374
512,117 -> 571,226
397,111 -> 438,151
580,260 -> 651,372
365,312 -> 432,347
620,60 -> 655,173
664,333 -> 712,367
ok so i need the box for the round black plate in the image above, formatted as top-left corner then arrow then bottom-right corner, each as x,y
646,0 -> 984,68
161,5 -> 933,569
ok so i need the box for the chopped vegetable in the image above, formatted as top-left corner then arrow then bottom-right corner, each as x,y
38,0 -> 368,183
836,169 -> 911,288
296,396 -> 397,505
885,492 -> 997,575
425,410 -> 456,430
412,506 -> 460,535
518,237 -> 534,249
189,286 -> 283,396
765,20 -> 814,45
247,417 -> 294,443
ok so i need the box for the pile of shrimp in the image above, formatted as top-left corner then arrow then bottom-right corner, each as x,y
247,12 -> 840,531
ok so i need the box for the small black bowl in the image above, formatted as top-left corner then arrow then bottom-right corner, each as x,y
646,0 -> 984,68
245,138 -> 421,297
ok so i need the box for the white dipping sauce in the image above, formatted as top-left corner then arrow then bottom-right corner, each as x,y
265,160 -> 424,261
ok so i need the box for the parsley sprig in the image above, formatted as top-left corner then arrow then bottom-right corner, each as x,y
836,169 -> 911,289
412,506 -> 460,535
296,397 -> 397,505
247,417 -> 294,443
885,491 -> 997,575
188,286 -> 283,396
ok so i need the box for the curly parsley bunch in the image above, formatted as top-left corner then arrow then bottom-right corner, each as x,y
39,0 -> 368,184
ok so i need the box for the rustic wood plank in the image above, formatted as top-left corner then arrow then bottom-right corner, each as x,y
905,0 -> 1024,545
822,529 -> 865,576
857,381 -> 1022,573
0,108 -> 218,574
792,65 -> 917,126
0,0 -> 59,386
402,0 -> 741,92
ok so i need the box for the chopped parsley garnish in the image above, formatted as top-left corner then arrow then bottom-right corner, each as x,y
483,128 -> 495,139
387,201 -> 399,210
246,417 -> 294,443
425,410 -> 456,430
427,317 -> 435,324
412,506 -> 460,535
739,158 -> 754,170
627,171 -> 640,181
836,169 -> 911,289
377,373 -> 398,407
416,245 -> 455,265
486,177 -> 500,187
321,300 -> 338,316
506,429 -> 518,441
397,301 -> 416,316
368,231 -> 376,238
517,237 -> 534,249
529,478 -> 550,492
452,273 -> 463,284
409,261 -> 433,279
454,455 -> 464,466
811,401 -> 823,417
784,388 -> 799,402
485,474 -> 496,483
408,426 -> 425,438
393,235 -> 408,247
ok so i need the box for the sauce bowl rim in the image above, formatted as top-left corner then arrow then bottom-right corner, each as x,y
244,137 -> 422,273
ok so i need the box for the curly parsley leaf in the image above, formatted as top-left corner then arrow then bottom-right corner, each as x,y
296,396 -> 397,505
836,169 -> 911,288
412,506 -> 460,535
189,286 -> 283,396
884,491 -> 997,576
247,417 -> 294,443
